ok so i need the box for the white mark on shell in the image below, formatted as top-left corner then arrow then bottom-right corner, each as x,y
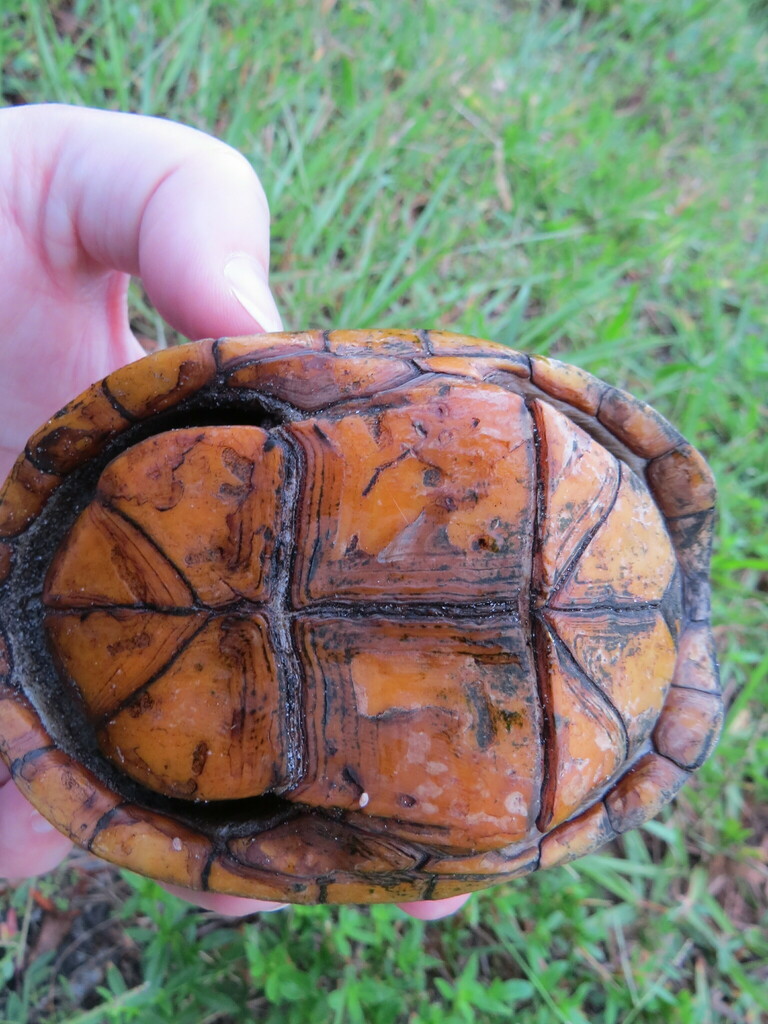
504,790 -> 527,817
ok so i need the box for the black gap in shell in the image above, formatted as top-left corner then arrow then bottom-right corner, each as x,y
2,383 -> 306,835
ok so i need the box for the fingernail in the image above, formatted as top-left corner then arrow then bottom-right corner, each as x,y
224,255 -> 283,333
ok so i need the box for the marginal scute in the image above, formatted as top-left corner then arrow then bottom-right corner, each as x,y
206,856 -> 314,904
12,747 -> 119,844
664,509 -> 716,623
426,331 -> 514,359
326,328 -> 426,357
539,802 -> 617,869
26,382 -> 130,476
414,355 -> 527,380
653,686 -> 724,770
530,355 -> 604,414
598,387 -> 683,459
426,843 -> 540,877
671,622 -> 720,693
426,875 -> 514,900
216,331 -> 326,371
646,444 -> 717,518
105,341 -> 217,419
664,505 -> 714,568
0,685 -> 46,765
0,457 -> 63,538
604,753 -> 690,834
89,804 -> 212,889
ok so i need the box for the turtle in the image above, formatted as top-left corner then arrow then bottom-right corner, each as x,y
0,330 -> 722,905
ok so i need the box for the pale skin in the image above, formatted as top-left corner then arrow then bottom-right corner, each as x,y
0,104 -> 470,922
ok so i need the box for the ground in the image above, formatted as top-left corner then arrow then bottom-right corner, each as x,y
0,1 -> 766,1021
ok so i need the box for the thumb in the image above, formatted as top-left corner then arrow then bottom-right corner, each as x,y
15,104 -> 282,341
136,147 -> 283,339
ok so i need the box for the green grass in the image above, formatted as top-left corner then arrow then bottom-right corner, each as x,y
1,0 -> 767,1021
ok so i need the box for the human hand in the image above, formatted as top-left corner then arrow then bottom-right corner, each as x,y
0,104 -> 469,921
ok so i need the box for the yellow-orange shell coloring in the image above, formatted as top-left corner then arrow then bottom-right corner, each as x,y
0,331 -> 721,904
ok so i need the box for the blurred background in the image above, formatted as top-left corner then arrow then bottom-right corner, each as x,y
1,1 -> 766,1021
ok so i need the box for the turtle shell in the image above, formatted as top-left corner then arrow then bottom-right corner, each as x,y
0,330 -> 722,904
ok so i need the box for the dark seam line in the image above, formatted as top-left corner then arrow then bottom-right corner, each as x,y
547,459 -> 623,604
200,850 -> 215,891
544,620 -> 631,759
264,432 -> 301,608
421,875 -> 438,900
663,506 -> 716,522
532,617 -> 554,834
42,598 -> 526,619
669,682 -> 720,696
412,851 -> 432,872
544,601 -> 663,615
100,379 -> 139,424
418,329 -> 434,355
105,501 -> 202,606
660,565 -> 685,639
22,444 -> 72,477
86,804 -> 126,850
603,751 -> 692,833
601,796 -> 620,835
531,841 -> 543,873
44,604 -> 208,615
593,385 -> 610,423
211,337 -> 224,372
660,752 -> 699,772
319,630 -> 332,735
290,601 -> 525,619
95,613 -> 212,728
528,400 -> 551,834
311,423 -> 333,444
10,745 -> 55,776
652,741 -> 701,772
264,430 -> 307,786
